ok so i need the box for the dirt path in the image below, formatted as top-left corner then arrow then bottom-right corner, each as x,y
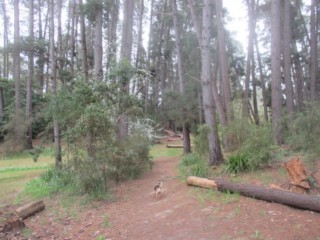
25,156 -> 320,240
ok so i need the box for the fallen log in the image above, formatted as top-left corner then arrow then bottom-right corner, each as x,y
167,137 -> 182,142
16,200 -> 45,220
187,176 -> 217,189
187,176 -> 320,212
166,145 -> 183,148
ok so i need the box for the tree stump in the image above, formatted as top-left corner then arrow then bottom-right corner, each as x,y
284,157 -> 310,193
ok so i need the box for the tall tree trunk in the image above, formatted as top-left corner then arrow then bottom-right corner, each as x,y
293,49 -> 304,112
79,0 -> 89,82
26,0 -> 34,150
135,0 -> 144,69
70,0 -> 76,78
49,0 -> 62,168
283,0 -> 294,119
271,0 -> 283,145
215,0 -> 233,123
310,0 -> 318,104
106,0 -> 119,74
94,0 -> 103,82
171,0 -> 191,154
37,0 -> 45,94
188,0 -> 224,164
14,0 -> 21,113
254,32 -> 268,122
202,0 -> 223,165
14,0 -> 22,147
144,0 -> 155,114
119,0 -> 134,139
1,1 -> 9,79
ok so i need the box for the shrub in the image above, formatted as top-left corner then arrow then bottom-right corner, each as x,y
288,106 -> 320,158
179,154 -> 209,178
194,125 -> 210,160
225,121 -> 274,173
225,153 -> 250,173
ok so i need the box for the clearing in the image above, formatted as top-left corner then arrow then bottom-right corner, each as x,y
2,154 -> 318,240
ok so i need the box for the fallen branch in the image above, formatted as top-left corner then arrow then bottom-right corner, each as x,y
187,176 -> 320,212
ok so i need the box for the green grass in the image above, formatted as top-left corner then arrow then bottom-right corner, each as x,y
0,152 -> 54,203
150,143 -> 182,158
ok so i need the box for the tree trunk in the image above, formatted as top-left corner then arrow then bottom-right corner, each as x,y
119,0 -> 134,140
283,0 -> 294,119
188,0 -> 223,164
310,0 -> 318,104
94,0 -> 103,82
254,32 -> 268,121
171,0 -> 191,154
26,0 -> 34,150
14,0 -> 21,113
292,42 -> 304,112
106,0 -> 119,74
79,0 -> 89,82
49,0 -> 62,169
187,176 -> 320,213
215,0 -> 233,123
271,0 -> 283,145
201,0 -> 223,165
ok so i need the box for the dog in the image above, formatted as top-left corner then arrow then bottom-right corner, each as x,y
154,182 -> 163,199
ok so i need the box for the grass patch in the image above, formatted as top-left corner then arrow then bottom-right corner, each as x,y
179,154 -> 209,179
150,144 -> 182,158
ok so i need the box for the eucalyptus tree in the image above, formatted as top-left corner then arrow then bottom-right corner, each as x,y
215,0 -> 233,123
119,0 -> 135,139
26,0 -> 34,149
93,0 -> 103,82
188,0 -> 224,165
310,0 -> 318,104
283,0 -> 294,119
79,0 -> 89,81
49,0 -> 62,168
171,0 -> 191,154
271,0 -> 283,145
14,0 -> 21,113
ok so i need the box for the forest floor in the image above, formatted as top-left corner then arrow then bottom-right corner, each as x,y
2,154 -> 320,240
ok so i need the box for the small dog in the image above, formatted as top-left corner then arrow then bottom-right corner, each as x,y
154,182 -> 163,199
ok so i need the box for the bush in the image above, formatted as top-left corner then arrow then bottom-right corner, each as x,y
225,153 -> 250,173
179,154 -> 209,178
225,121 -> 274,173
194,125 -> 210,160
288,106 -> 320,158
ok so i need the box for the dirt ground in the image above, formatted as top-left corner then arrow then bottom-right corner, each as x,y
3,156 -> 320,240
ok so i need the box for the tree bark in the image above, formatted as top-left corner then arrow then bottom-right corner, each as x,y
171,0 -> 191,154
94,0 -> 103,82
271,0 -> 283,145
49,0 -> 62,168
283,0 -> 294,119
26,0 -> 34,150
79,0 -> 89,82
310,0 -> 318,104
187,176 -> 320,213
188,0 -> 223,164
215,0 -> 233,123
